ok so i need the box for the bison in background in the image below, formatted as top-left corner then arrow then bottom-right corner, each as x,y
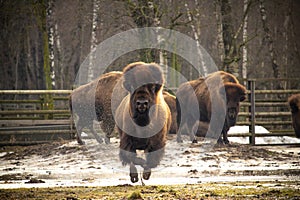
70,71 -> 126,144
176,71 -> 246,144
163,91 -> 177,135
288,94 -> 300,138
115,62 -> 171,183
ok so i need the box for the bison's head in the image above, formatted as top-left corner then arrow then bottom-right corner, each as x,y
288,94 -> 300,138
123,62 -> 164,127
222,83 -> 246,127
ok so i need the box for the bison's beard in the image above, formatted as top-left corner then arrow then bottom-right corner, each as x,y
226,108 -> 237,127
132,109 -> 150,126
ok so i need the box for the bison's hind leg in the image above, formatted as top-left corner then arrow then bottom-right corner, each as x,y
100,118 -> 115,144
89,123 -> 104,144
75,119 -> 85,145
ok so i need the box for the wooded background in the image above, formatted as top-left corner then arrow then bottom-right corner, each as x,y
1,0 -> 299,90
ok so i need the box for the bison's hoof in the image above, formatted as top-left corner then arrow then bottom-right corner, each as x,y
192,139 -> 198,143
95,136 -> 104,144
223,139 -> 230,145
143,169 -> 151,180
130,165 -> 138,183
130,175 -> 139,183
176,137 -> 183,143
77,140 -> 85,145
217,138 -> 224,145
104,137 -> 110,144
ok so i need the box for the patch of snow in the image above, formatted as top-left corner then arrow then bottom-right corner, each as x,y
228,126 -> 300,144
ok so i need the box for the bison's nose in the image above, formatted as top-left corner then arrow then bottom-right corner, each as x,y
136,99 -> 149,113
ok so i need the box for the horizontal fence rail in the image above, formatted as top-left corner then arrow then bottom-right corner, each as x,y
1,78 -> 300,145
236,79 -> 300,145
0,90 -> 74,145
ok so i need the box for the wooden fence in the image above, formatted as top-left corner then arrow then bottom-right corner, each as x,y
236,79 -> 300,145
0,90 -> 75,145
0,78 -> 299,145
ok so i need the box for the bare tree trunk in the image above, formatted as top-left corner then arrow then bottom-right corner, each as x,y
220,0 -> 240,77
215,0 -> 225,65
47,0 -> 56,89
33,0 -> 54,118
14,42 -> 20,91
259,0 -> 279,79
54,23 -> 63,89
88,0 -> 100,82
242,0 -> 248,84
283,1 -> 291,83
26,27 -> 35,89
184,2 -> 207,77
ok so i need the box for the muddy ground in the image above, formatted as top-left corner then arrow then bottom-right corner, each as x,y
0,135 -> 299,199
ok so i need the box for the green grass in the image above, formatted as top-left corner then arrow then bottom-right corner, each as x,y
0,181 -> 299,199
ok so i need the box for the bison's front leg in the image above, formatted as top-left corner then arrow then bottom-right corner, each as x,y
120,150 -> 146,183
129,163 -> 138,183
222,130 -> 229,144
143,146 -> 165,180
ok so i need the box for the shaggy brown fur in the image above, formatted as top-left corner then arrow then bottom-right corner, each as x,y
163,91 -> 177,134
176,71 -> 246,144
70,71 -> 126,144
288,94 -> 300,138
115,62 -> 171,183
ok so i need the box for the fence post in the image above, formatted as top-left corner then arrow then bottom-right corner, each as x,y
248,79 -> 256,145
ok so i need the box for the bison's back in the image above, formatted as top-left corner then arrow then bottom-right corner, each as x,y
70,77 -> 101,119
95,71 -> 124,121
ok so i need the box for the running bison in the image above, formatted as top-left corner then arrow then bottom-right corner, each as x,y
69,71 -> 126,144
115,62 -> 171,183
176,71 -> 246,144
288,94 -> 300,138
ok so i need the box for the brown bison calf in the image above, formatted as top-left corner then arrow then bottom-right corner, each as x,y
70,71 -> 125,144
288,94 -> 300,138
115,62 -> 171,183
176,71 -> 246,144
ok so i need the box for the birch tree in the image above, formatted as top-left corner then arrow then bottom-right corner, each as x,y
185,1 -> 208,77
259,0 -> 279,79
242,0 -> 249,84
88,0 -> 100,82
217,0 -> 252,78
47,0 -> 56,89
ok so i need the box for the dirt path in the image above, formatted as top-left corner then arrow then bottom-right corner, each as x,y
0,135 -> 299,190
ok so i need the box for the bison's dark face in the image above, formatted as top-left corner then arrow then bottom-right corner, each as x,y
122,62 -> 164,127
224,83 -> 246,127
289,94 -> 300,138
291,110 -> 300,138
130,84 -> 160,126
